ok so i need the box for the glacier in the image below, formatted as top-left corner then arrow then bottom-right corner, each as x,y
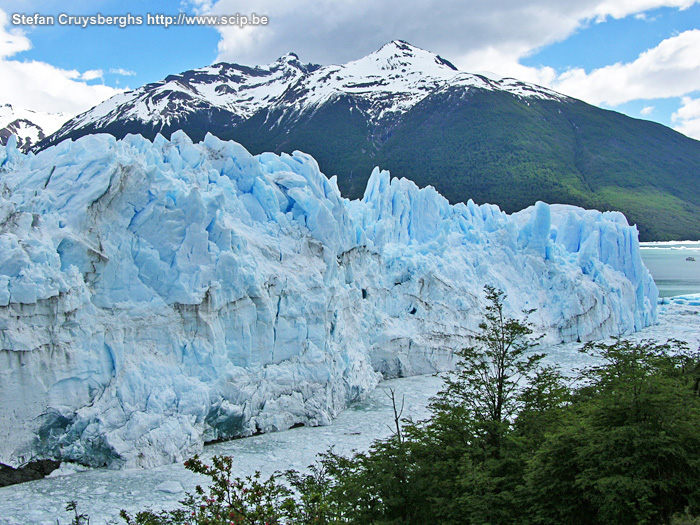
0,132 -> 657,470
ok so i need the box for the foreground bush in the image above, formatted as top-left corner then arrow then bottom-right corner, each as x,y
120,455 -> 294,524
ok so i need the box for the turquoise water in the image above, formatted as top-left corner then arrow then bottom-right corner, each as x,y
640,242 -> 700,298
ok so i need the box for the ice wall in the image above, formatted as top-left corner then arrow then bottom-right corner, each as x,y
0,132 -> 657,469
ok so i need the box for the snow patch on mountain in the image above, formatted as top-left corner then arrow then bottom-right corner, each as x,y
0,132 -> 656,470
0,105 -> 72,152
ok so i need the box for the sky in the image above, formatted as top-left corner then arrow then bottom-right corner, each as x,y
0,0 -> 699,139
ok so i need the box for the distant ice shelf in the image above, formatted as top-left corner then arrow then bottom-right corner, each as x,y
0,132 -> 657,470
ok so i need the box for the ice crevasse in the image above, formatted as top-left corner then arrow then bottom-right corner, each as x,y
0,132 -> 657,469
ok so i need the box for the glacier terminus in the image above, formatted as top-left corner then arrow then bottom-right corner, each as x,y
0,132 -> 657,470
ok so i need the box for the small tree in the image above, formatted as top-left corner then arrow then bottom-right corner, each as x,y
433,285 -> 544,453
281,462 -> 343,524
406,285 -> 549,523
120,455 -> 292,525
65,501 -> 90,525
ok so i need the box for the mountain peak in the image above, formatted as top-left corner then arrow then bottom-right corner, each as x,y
363,40 -> 458,72
380,40 -> 419,53
277,52 -> 300,63
371,40 -> 431,60
268,51 -> 321,75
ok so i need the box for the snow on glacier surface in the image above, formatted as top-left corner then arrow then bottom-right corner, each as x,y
0,132 -> 657,470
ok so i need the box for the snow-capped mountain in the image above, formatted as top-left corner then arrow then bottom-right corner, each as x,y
55,52 -> 320,139
38,41 -> 700,242
44,41 -> 562,146
0,105 -> 72,153
251,41 -> 563,125
0,132 -> 655,469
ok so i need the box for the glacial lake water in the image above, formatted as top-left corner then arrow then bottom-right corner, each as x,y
640,241 -> 700,297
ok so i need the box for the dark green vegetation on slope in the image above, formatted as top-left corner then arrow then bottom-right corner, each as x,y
89,287 -> 700,525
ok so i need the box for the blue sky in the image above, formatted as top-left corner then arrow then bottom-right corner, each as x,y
520,4 -> 700,127
522,5 -> 700,70
1,0 -> 699,138
1,0 -> 221,88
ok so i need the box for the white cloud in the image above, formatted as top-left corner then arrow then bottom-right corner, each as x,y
450,46 -> 560,86
204,0 -> 700,72
551,30 -> 700,106
0,10 -> 31,58
109,68 -> 136,76
0,8 -> 122,114
592,0 -> 696,19
672,96 -> 700,140
183,0 -> 215,14
215,23 -> 268,63
640,106 -> 655,115
0,59 -> 121,114
81,69 -> 104,81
